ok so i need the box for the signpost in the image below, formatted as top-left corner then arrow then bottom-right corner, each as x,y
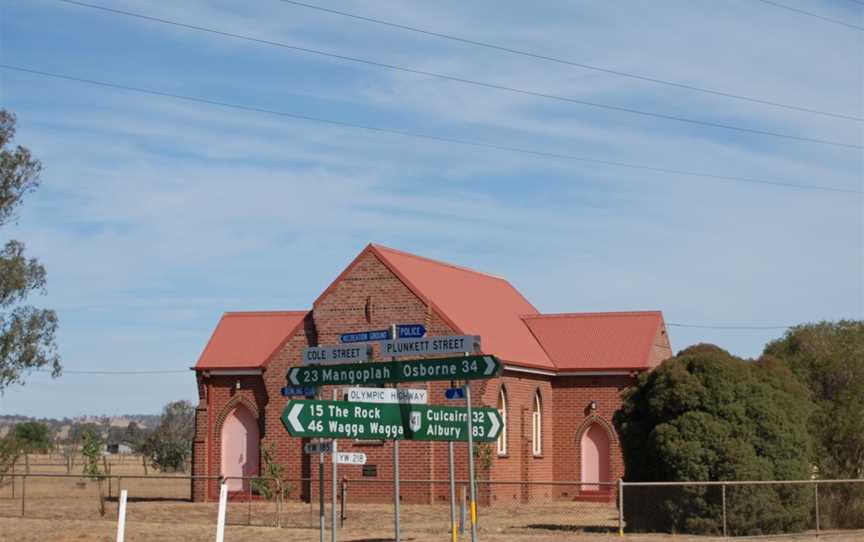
444,387 -> 466,400
344,387 -> 428,405
303,345 -> 369,365
304,441 -> 333,455
333,452 -> 367,465
282,385 -> 317,397
281,400 -> 503,442
340,324 -> 426,344
287,354 -> 501,387
379,335 -> 478,358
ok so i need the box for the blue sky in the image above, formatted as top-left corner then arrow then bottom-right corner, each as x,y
0,0 -> 861,418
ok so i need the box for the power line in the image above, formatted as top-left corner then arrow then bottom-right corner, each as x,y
38,368 -> 188,374
271,0 -> 864,123
753,0 -> 864,31
3,64 -> 861,195
53,0 -> 863,150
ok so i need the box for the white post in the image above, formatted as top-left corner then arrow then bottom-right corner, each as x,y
465,382 -> 478,542
331,390 -> 338,542
115,489 -> 128,542
215,483 -> 228,542
390,323 -> 401,542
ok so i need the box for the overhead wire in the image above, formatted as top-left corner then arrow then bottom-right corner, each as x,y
753,0 -> 864,31
269,0 -> 864,122
52,0 -> 863,150
3,64 -> 862,195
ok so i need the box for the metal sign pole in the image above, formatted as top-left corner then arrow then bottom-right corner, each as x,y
465,382 -> 478,542
317,386 -> 325,542
449,373 -> 459,542
391,323 -> 401,542
331,389 -> 338,542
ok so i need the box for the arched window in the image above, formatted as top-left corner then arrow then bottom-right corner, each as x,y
496,387 -> 508,456
532,391 -> 542,456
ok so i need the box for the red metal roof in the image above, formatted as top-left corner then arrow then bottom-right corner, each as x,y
371,245 -> 554,369
194,311 -> 308,369
522,311 -> 664,371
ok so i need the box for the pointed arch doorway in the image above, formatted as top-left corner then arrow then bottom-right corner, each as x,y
221,404 -> 259,492
580,423 -> 610,491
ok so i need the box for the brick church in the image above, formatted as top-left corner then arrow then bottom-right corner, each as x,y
191,244 -> 672,503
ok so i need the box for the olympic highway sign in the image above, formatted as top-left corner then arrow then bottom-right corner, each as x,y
287,354 -> 501,387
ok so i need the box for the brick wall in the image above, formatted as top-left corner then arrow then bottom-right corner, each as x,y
191,249 -> 646,505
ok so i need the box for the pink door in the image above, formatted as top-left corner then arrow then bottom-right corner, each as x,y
580,424 -> 610,491
221,405 -> 259,492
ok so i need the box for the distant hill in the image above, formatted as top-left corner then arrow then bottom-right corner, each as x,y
0,414 -> 161,443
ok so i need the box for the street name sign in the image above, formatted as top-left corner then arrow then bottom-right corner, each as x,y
281,399 -> 503,442
287,354 -> 501,387
302,345 -> 369,365
281,385 -> 317,397
340,324 -> 427,344
333,452 -> 367,465
344,387 -> 428,405
379,335 -> 478,358
340,329 -> 389,344
303,441 -> 333,454
444,387 -> 465,400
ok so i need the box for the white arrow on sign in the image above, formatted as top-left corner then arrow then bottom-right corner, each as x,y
288,367 -> 300,386
333,452 -> 367,465
286,403 -> 304,433
483,355 -> 496,376
488,410 -> 500,438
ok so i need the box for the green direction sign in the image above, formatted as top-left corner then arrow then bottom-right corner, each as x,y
281,399 -> 503,442
287,354 -> 501,387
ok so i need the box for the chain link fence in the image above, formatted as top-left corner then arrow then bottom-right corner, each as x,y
622,479 -> 864,537
3,471 -> 863,539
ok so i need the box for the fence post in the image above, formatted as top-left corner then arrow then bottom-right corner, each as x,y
722,484 -> 727,537
814,482 -> 820,533
24,454 -> 30,475
21,474 -> 26,517
617,479 -> 624,536
248,479 -> 252,526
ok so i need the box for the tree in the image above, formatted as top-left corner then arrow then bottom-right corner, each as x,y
144,400 -> 195,472
13,421 -> 52,453
614,344 -> 813,535
0,109 -> 60,389
81,428 -> 103,479
764,320 -> 864,527
0,434 -> 23,484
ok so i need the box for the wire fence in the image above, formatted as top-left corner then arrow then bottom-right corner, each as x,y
2,471 -> 863,539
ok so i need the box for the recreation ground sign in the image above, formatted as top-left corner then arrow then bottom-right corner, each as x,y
282,399 -> 503,442
287,354 -> 501,386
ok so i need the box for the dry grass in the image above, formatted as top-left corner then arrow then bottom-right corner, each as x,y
3,457 -> 862,541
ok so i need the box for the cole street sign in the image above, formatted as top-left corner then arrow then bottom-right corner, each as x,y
303,441 -> 334,454
302,345 -> 369,365
281,399 -> 503,442
334,452 -> 367,465
340,324 -> 426,344
379,335 -> 478,358
444,387 -> 466,400
344,387 -> 428,404
287,354 -> 501,387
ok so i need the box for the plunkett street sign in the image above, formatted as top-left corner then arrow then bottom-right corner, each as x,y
281,400 -> 503,442
379,335 -> 478,358
281,385 -> 317,397
444,387 -> 466,400
344,387 -> 428,404
287,354 -> 501,387
302,345 -> 369,365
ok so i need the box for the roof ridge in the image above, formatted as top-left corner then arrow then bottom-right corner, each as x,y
372,244 -> 508,281
223,310 -> 309,317
522,310 -> 662,320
